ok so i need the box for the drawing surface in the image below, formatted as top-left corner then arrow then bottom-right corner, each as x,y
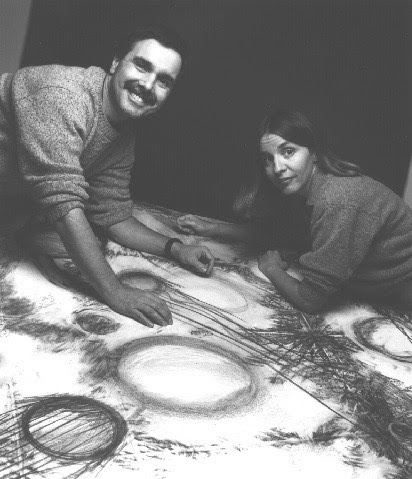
0,204 -> 411,479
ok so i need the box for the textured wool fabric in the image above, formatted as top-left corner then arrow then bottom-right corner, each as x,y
297,168 -> 412,303
0,65 -> 135,227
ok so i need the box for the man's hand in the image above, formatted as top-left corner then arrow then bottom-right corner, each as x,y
258,249 -> 289,276
177,215 -> 217,236
171,242 -> 215,275
107,283 -> 172,328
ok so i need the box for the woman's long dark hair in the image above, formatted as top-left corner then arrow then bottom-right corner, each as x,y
233,107 -> 361,219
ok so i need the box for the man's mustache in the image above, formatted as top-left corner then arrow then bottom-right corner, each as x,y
124,81 -> 156,106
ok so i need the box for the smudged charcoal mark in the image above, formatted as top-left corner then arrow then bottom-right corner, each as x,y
0,280 -> 38,331
132,431 -> 212,456
75,312 -> 120,335
353,316 -> 412,362
311,418 -> 353,446
21,395 -> 128,462
389,422 -> 412,443
260,428 -> 302,445
1,296 -> 36,319
81,340 -> 117,382
32,254 -> 100,300
5,320 -> 86,343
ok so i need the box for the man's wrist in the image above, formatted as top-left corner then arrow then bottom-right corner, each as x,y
96,275 -> 123,300
164,238 -> 183,258
170,240 -> 184,259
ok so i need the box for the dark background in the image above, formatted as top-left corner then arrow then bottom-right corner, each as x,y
21,0 -> 411,220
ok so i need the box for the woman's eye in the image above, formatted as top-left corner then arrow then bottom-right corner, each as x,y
260,154 -> 272,166
284,148 -> 295,157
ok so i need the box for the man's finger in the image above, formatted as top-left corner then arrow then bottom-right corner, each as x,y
198,249 -> 215,275
142,295 -> 172,324
151,299 -> 173,324
203,252 -> 215,275
131,310 -> 154,328
140,305 -> 170,326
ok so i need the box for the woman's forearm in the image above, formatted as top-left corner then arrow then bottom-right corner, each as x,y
262,266 -> 325,314
209,221 -> 271,247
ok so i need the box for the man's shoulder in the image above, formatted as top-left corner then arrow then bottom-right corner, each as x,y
12,65 -> 106,98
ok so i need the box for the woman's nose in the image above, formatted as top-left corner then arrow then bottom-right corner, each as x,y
273,156 -> 286,174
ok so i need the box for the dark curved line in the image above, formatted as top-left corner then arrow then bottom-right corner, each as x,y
21,396 -> 127,462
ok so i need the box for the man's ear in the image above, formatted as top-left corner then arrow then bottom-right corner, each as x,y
110,58 -> 119,74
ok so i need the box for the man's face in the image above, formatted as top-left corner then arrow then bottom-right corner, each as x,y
105,38 -> 182,124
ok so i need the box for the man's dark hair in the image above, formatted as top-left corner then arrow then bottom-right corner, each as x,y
114,25 -> 188,69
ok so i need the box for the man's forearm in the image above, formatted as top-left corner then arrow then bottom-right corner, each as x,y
55,208 -> 121,298
106,216 -> 172,255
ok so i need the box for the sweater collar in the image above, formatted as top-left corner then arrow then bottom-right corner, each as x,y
88,67 -> 132,139
306,167 -> 331,206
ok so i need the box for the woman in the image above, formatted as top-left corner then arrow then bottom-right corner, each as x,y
177,108 -> 412,313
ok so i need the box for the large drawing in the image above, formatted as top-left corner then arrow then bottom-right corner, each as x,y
0,204 -> 411,479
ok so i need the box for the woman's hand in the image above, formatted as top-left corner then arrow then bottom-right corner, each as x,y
171,242 -> 215,275
176,214 -> 217,236
106,283 -> 172,328
258,249 -> 290,276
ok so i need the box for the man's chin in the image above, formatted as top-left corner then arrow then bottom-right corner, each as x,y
134,106 -> 159,119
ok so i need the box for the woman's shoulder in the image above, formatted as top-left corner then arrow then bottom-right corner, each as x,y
319,173 -> 396,210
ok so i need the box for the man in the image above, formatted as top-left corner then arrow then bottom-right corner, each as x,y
0,25 -> 214,328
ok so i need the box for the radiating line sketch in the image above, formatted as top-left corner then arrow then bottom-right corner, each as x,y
0,203 -> 411,478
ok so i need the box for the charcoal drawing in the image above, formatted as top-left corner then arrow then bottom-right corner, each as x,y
0,204 -> 411,478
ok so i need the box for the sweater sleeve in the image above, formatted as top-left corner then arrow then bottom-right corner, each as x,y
85,140 -> 134,227
297,203 -> 379,303
14,86 -> 90,223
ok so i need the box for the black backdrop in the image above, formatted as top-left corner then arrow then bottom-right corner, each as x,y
21,0 -> 411,219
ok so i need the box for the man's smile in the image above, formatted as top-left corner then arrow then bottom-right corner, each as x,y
125,82 -> 156,107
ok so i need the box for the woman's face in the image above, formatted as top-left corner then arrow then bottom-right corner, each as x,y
259,133 -> 315,196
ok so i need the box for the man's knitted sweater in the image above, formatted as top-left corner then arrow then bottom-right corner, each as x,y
0,65 -> 135,226
297,168 -> 412,302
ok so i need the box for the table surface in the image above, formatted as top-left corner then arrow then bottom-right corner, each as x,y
0,203 -> 411,479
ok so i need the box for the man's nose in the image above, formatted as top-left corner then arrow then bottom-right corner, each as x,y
139,73 -> 156,90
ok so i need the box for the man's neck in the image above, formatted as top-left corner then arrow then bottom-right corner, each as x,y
102,74 -> 125,129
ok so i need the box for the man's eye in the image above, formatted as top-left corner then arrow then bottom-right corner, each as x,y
133,61 -> 148,72
158,78 -> 172,90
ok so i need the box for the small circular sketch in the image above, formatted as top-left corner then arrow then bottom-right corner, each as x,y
118,271 -> 166,293
21,395 -> 128,462
353,317 -> 412,362
75,311 -> 120,335
388,422 -> 412,442
117,336 -> 258,415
